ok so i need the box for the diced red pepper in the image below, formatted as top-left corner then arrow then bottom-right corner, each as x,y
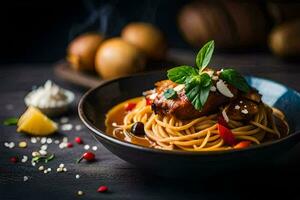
146,98 -> 152,106
217,116 -> 236,146
125,103 -> 136,111
218,123 -> 236,146
234,141 -> 251,149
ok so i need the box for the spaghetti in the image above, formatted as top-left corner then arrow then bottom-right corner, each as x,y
106,97 -> 289,151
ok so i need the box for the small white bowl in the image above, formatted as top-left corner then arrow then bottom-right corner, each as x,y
24,89 -> 75,117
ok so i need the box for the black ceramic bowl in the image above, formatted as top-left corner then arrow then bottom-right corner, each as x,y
79,71 -> 300,176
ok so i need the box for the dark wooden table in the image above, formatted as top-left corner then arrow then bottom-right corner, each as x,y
1,53 -> 300,200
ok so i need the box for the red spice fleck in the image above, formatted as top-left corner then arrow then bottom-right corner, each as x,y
10,156 -> 18,163
75,137 -> 83,144
83,152 -> 95,161
146,98 -> 152,105
97,186 -> 108,193
67,142 -> 73,148
125,103 -> 136,111
77,152 -> 95,163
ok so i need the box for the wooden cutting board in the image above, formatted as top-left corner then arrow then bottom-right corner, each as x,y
54,49 -> 195,88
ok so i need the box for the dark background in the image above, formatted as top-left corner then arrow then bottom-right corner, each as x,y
0,0 -> 190,64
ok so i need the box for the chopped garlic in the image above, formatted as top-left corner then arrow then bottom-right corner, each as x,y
60,117 -> 69,124
241,109 -> 249,114
75,125 -> 82,131
39,150 -> 47,156
61,124 -> 73,131
234,105 -> 240,110
210,86 -> 216,92
25,80 -> 70,109
84,144 -> 90,150
216,80 -> 234,98
92,146 -> 98,151
21,155 -> 28,163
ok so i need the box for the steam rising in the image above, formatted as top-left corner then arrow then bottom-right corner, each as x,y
69,1 -> 120,40
69,0 -> 160,41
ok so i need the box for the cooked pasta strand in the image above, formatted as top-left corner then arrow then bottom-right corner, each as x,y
108,98 -> 289,151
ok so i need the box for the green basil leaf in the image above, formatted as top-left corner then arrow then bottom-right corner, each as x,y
200,73 -> 212,87
187,84 -> 202,110
196,40 -> 215,72
45,154 -> 55,163
220,69 -> 250,93
185,73 -> 212,110
185,75 -> 200,109
167,66 -> 197,84
200,85 -> 211,106
163,88 -> 178,99
32,156 -> 40,163
32,154 -> 55,164
3,117 -> 18,126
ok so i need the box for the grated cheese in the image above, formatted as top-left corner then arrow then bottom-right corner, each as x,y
25,80 -> 71,109
216,80 -> 234,98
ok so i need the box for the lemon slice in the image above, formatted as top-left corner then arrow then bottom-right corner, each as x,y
17,106 -> 58,136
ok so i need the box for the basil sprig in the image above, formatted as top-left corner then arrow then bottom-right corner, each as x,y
220,69 -> 250,93
185,73 -> 212,110
167,40 -> 215,110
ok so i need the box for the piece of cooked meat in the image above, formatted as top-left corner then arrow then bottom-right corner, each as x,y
226,99 -> 259,121
155,80 -> 177,93
150,80 -> 238,120
225,89 -> 261,121
242,89 -> 262,103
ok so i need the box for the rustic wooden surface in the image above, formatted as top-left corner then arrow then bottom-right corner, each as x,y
1,53 -> 300,200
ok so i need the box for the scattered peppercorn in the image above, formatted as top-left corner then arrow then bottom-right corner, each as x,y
97,186 -> 108,193
10,156 -> 18,163
75,137 -> 83,144
77,152 -> 95,163
18,141 -> 27,148
67,142 -> 73,148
